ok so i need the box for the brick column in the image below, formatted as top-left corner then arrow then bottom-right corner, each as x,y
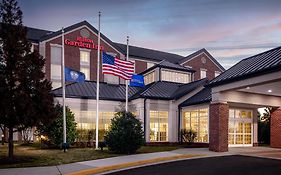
270,107 -> 281,148
209,102 -> 229,152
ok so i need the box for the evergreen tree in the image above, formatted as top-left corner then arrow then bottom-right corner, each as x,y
36,104 -> 77,147
0,0 -> 56,159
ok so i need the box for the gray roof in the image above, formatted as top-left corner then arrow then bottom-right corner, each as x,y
140,60 -> 195,75
130,78 -> 208,100
114,43 -> 185,63
179,87 -> 211,107
52,81 -> 141,101
52,79 -> 207,101
209,46 -> 281,87
27,27 -> 52,43
178,48 -> 225,71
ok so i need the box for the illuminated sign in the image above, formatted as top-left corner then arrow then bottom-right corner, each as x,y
64,36 -> 104,50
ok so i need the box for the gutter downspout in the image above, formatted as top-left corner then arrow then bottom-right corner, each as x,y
178,105 -> 182,143
144,98 -> 147,143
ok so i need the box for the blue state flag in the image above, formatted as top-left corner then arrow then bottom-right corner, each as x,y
130,74 -> 145,87
65,67 -> 85,83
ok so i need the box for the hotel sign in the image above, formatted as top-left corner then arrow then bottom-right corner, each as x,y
64,36 -> 104,50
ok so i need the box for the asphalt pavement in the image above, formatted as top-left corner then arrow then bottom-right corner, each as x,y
106,155 -> 281,175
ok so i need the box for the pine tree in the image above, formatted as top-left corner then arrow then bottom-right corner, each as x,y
0,0 -> 57,159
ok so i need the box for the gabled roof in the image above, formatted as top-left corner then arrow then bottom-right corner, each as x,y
140,60 -> 195,75
130,78 -> 208,100
179,87 -> 211,107
52,81 -> 141,101
178,48 -> 225,71
39,21 -> 124,54
26,27 -> 53,43
114,43 -> 185,63
209,46 -> 281,87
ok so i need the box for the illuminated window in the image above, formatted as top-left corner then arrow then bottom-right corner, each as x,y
144,71 -> 155,85
72,110 -> 115,141
80,50 -> 90,80
51,64 -> 61,80
161,70 -> 190,83
150,111 -> 168,142
200,69 -> 207,79
182,108 -> 208,142
228,109 -> 253,146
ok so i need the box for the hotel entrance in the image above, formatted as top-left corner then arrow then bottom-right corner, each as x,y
228,109 -> 253,147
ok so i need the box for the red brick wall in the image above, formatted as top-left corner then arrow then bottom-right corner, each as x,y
270,107 -> 281,148
44,27 -> 122,82
183,53 -> 222,81
135,60 -> 147,74
209,102 -> 229,152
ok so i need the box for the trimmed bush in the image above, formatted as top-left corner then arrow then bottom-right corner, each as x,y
181,129 -> 197,143
104,111 -> 145,154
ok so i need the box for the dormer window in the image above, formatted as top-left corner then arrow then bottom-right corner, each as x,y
161,69 -> 190,83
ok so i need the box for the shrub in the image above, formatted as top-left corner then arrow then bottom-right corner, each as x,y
36,104 -> 77,147
181,129 -> 197,143
104,111 -> 145,154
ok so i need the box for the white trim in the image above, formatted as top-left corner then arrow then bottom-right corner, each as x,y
181,52 -> 225,72
79,48 -> 91,52
42,25 -> 123,56
50,43 -> 62,48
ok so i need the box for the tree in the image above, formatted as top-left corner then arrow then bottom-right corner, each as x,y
36,104 -> 77,147
104,111 -> 145,154
0,0 -> 56,159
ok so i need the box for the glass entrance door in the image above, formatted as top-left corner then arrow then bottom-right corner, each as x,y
229,109 -> 253,147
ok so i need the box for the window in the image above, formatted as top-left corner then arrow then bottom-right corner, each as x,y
161,70 -> 190,83
80,50 -> 90,80
144,71 -> 155,85
72,110 -> 115,141
228,109 -> 253,146
147,62 -> 155,69
215,71 -> 221,77
50,45 -> 62,88
200,69 -> 207,79
150,111 -> 168,142
182,108 -> 208,142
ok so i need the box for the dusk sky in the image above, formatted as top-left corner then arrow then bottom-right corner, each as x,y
19,0 -> 281,69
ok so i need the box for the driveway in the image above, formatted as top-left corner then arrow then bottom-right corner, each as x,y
106,155 -> 281,175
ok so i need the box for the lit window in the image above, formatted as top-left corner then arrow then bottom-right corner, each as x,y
200,69 -> 207,79
80,67 -> 90,80
80,50 -> 90,80
150,111 -> 168,142
182,108 -> 208,143
161,70 -> 190,83
51,81 -> 61,89
80,51 -> 90,64
215,71 -> 221,77
144,71 -> 155,85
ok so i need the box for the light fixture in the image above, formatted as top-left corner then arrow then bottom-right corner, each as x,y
268,89 -> 272,93
246,87 -> 250,90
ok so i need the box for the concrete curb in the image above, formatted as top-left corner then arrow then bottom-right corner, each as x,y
65,154 -> 203,175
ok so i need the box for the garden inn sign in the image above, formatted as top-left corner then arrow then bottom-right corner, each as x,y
64,36 -> 105,50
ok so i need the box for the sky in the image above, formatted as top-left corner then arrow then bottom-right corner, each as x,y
18,0 -> 281,69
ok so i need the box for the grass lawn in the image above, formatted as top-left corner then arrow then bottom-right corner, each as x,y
0,143 -> 181,168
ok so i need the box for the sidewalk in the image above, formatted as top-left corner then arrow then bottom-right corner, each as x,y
3,147 -> 276,175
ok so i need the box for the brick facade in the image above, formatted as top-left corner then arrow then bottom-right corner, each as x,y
135,60 -> 147,74
270,107 -> 281,148
183,53 -> 222,81
44,27 -> 123,82
209,102 -> 229,152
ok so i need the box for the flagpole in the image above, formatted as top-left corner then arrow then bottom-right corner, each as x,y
95,11 -> 101,150
61,27 -> 67,152
125,36 -> 129,112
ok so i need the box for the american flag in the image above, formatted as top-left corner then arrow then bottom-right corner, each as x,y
102,52 -> 134,80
